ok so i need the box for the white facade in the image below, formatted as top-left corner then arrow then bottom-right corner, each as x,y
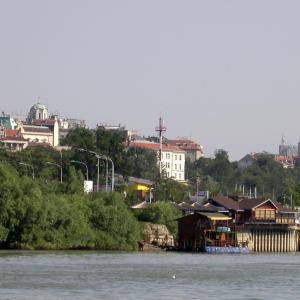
161,150 -> 185,182
129,141 -> 185,182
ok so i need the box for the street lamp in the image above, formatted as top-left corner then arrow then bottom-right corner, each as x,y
76,148 -> 106,192
45,161 -> 62,183
70,160 -> 89,181
19,162 -> 35,180
76,148 -> 114,192
106,157 -> 114,192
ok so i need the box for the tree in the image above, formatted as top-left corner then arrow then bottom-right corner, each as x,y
136,202 -> 181,235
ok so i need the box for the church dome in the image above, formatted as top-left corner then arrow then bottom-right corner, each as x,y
33,102 -> 47,110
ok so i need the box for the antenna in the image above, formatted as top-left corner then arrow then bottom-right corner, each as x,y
155,116 -> 167,176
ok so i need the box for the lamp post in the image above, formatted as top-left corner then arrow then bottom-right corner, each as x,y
76,148 -> 114,192
70,160 -> 89,181
76,148 -> 106,192
19,162 -> 35,180
107,157 -> 114,192
45,161 -> 62,183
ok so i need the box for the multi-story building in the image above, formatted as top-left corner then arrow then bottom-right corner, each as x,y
167,138 -> 204,162
97,123 -> 139,141
0,112 -> 17,130
19,125 -> 56,147
128,141 -> 185,182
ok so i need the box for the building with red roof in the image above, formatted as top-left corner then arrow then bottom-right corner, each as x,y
167,138 -> 204,162
127,141 -> 185,182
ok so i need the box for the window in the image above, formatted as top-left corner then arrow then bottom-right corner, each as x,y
161,153 -> 163,159
174,173 -> 177,178
179,155 -> 181,160
175,155 -> 177,160
255,210 -> 264,219
255,210 -> 275,220
179,173 -> 181,179
179,164 -> 181,170
167,172 -> 170,177
175,164 -> 177,170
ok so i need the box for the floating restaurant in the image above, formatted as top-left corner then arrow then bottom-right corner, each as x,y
176,196 -> 299,253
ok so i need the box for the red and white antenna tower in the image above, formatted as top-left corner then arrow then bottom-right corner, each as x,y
155,116 -> 167,176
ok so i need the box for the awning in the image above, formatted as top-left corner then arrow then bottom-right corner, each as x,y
198,212 -> 232,221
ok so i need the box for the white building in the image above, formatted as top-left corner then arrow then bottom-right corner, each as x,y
128,141 -> 185,182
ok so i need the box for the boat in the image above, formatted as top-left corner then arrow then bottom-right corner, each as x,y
203,227 -> 249,254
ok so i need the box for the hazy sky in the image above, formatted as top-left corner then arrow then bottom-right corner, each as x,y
1,1 -> 300,160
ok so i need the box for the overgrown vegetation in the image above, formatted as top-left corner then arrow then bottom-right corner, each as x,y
0,162 -> 141,250
187,150 -> 300,206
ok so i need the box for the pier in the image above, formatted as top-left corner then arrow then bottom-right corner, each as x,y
237,225 -> 300,252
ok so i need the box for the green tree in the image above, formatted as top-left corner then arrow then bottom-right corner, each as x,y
136,202 -> 181,235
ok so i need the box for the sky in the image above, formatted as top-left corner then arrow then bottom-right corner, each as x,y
1,0 -> 300,160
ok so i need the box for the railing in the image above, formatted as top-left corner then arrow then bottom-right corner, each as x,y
244,217 -> 295,225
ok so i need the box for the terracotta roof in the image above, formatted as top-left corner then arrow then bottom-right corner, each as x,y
5,129 -> 19,137
167,139 -> 203,151
128,141 -> 184,153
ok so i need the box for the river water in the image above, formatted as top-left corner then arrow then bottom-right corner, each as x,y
0,251 -> 299,300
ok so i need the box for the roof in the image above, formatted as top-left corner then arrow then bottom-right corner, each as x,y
238,198 -> 278,210
32,119 -> 56,126
5,129 -> 19,138
197,212 -> 232,221
128,176 -> 154,186
210,196 -> 297,213
176,202 -> 218,212
32,102 -> 47,110
22,125 -> 52,134
128,141 -> 184,153
210,197 -> 241,211
167,139 -> 203,151
272,200 -> 296,213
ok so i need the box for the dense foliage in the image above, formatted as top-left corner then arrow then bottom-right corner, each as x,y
187,150 -> 300,206
135,202 -> 181,236
0,162 -> 141,250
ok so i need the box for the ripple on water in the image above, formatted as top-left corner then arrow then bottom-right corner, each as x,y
0,251 -> 299,300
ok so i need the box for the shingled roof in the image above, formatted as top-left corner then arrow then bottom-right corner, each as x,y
209,196 -> 296,214
209,196 -> 241,211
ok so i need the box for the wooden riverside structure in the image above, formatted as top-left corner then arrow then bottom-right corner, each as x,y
176,196 -> 300,253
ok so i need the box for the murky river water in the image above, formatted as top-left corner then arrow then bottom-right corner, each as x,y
0,251 -> 299,299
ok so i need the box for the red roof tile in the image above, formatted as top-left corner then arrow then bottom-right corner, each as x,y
5,129 -> 19,138
128,141 -> 184,153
